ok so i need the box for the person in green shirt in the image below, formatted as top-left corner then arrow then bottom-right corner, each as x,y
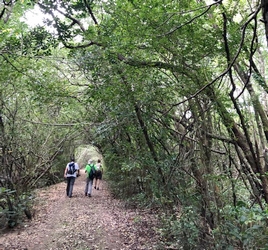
84,159 -> 96,197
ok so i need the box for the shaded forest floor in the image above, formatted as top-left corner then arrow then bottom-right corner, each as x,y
0,169 -> 163,250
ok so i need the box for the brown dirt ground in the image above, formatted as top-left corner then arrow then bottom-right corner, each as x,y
0,169 -> 162,250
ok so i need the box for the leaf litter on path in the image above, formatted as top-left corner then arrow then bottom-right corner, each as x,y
0,170 -> 161,250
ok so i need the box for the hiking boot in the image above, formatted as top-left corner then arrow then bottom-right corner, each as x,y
88,194 -> 91,197
94,186 -> 96,189
97,187 -> 99,190
85,193 -> 87,196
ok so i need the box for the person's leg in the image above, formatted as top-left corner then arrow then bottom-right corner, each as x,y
97,173 -> 102,190
66,177 -> 71,196
68,177 -> 75,197
95,172 -> 99,189
94,177 -> 97,189
85,177 -> 89,196
88,179 -> 93,196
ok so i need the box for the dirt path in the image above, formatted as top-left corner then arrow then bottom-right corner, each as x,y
0,169 -> 160,250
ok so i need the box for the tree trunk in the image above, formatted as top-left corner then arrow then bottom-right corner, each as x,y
206,87 -> 268,202
261,0 -> 268,47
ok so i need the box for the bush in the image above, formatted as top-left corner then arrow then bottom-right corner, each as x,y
213,204 -> 268,249
0,187 -> 33,230
157,206 -> 203,249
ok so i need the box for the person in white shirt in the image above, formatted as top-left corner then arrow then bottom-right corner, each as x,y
64,157 -> 80,198
94,159 -> 103,190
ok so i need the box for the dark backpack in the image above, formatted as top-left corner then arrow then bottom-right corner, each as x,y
67,162 -> 76,175
88,164 -> 96,179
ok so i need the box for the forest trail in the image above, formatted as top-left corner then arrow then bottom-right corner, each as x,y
0,169 -> 160,250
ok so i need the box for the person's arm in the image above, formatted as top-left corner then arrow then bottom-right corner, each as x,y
64,166 -> 67,178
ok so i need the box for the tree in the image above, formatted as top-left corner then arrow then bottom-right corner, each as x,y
0,4 -> 90,227
2,0 -> 268,248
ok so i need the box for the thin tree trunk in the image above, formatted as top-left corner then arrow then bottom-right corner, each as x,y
261,0 -> 268,47
206,86 -> 268,202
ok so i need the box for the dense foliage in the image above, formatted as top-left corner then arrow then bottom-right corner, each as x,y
1,0 -> 268,248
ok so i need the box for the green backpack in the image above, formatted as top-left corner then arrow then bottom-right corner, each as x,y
88,164 -> 96,179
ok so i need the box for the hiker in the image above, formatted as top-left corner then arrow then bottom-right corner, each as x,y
64,157 -> 80,198
84,159 -> 96,197
94,159 -> 103,190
